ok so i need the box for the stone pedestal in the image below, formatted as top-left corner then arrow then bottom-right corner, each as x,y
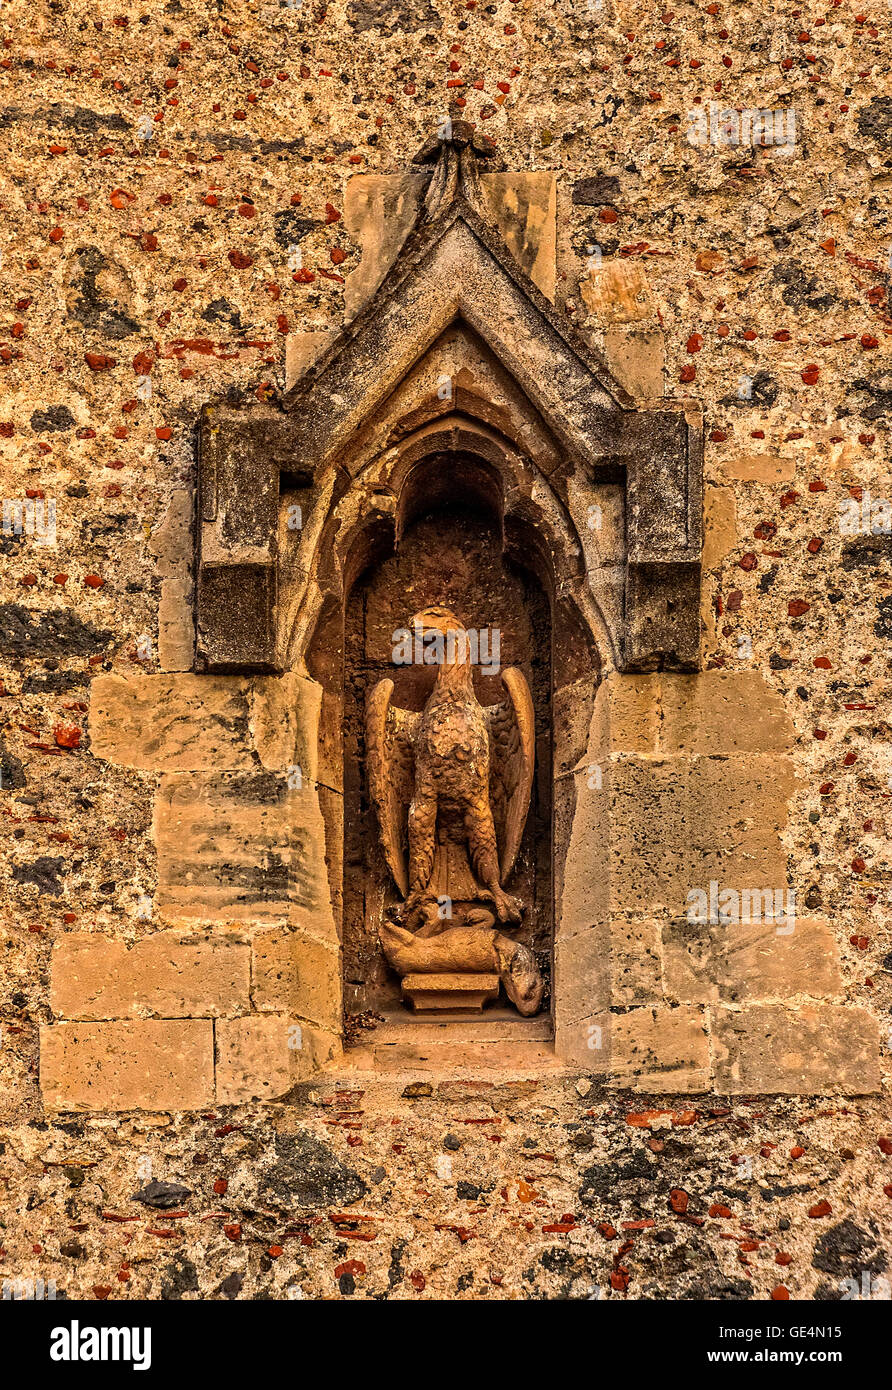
401,973 -> 500,1013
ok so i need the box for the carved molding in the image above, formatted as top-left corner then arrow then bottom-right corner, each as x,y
196,134 -> 703,675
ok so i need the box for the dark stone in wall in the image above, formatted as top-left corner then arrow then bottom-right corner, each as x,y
812,1219 -> 886,1279
0,740 -> 26,791
68,246 -> 141,340
12,856 -> 66,896
850,374 -> 892,421
856,96 -> 892,147
572,174 -> 622,206
30,405 -> 76,433
258,1131 -> 367,1210
841,535 -> 892,570
347,0 -> 442,34
874,594 -> 892,640
160,1254 -> 200,1301
772,260 -> 837,312
0,604 -> 112,659
273,208 -> 317,250
201,298 -> 244,331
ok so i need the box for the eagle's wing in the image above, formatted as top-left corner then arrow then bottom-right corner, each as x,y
484,666 -> 535,882
365,679 -> 420,899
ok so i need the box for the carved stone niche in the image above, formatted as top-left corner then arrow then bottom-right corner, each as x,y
194,130 -> 704,1039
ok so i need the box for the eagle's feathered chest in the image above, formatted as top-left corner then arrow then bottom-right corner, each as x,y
416,692 -> 489,788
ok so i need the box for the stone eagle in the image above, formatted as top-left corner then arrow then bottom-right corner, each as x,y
365,605 -> 535,926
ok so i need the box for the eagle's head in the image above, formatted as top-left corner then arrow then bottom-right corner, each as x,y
409,605 -> 472,676
409,605 -> 466,639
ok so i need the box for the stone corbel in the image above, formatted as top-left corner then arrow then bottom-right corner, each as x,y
196,404 -> 295,672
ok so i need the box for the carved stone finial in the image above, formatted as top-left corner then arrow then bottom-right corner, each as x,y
412,119 -> 498,223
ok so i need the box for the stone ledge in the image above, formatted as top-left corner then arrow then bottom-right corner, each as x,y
40,1020 -> 214,1112
50,931 -> 250,1020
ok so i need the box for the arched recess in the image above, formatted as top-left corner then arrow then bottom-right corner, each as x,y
193,141 -> 703,1054
294,413 -> 605,1031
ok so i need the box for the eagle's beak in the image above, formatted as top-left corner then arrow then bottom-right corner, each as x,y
409,606 -> 465,637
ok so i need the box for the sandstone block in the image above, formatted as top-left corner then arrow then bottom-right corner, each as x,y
90,673 -> 254,771
611,1005 -> 711,1092
721,454 -> 795,483
582,260 -> 654,324
602,327 -> 665,400
663,915 -> 841,1005
252,928 -> 341,1029
657,671 -> 793,756
558,751 -> 794,933
555,919 -> 661,1024
478,171 -> 556,299
216,1016 -> 339,1104
50,931 -> 250,1020
285,330 -> 339,391
343,172 -> 427,321
40,1020 -> 213,1111
158,577 -> 195,672
155,771 -> 337,932
249,671 -> 321,781
149,488 -> 193,578
556,1006 -> 710,1092
711,1004 -> 880,1094
702,483 -> 738,571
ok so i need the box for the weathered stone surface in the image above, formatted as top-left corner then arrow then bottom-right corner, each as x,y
343,172 -> 426,320
478,170 -> 556,300
711,1005 -> 881,1094
610,1006 -> 711,1092
556,1006 -> 710,1092
284,329 -> 339,391
90,674 -> 254,771
249,671 -> 322,780
216,1016 -> 339,1104
663,916 -> 842,1006
555,920 -> 661,1023
50,931 -> 250,1020
40,1021 -> 214,1111
582,260 -> 654,324
657,671 -> 793,756
149,489 -> 193,580
252,928 -> 341,1029
155,771 -> 336,931
89,671 -> 321,777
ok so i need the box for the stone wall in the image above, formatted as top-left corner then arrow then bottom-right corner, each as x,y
1,0 -> 891,1301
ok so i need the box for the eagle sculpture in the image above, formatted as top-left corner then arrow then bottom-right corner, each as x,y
365,605 -> 544,1016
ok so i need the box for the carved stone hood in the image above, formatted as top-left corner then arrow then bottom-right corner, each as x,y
195,128 -> 704,675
